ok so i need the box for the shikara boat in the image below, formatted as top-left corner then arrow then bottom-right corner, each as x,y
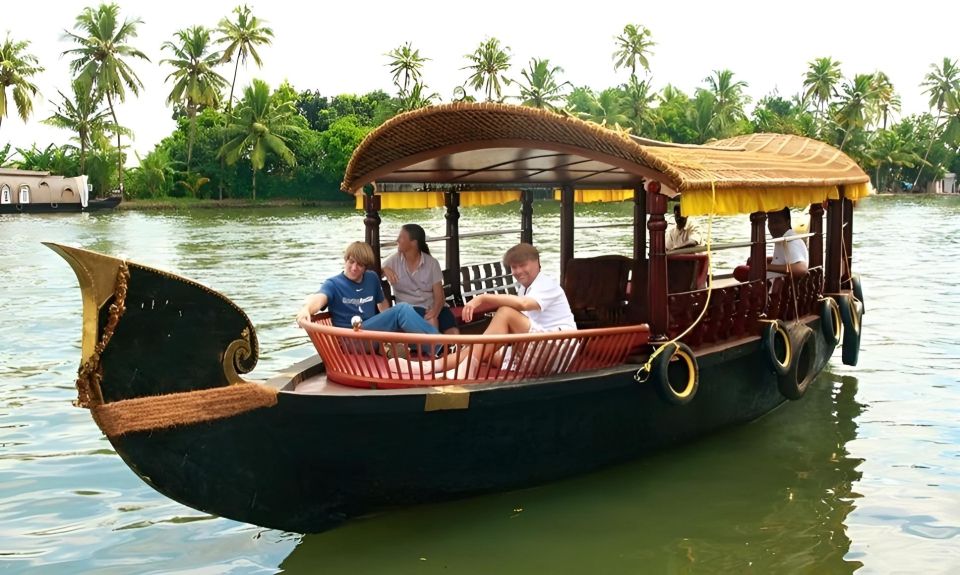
0,168 -> 120,213
50,103 -> 868,533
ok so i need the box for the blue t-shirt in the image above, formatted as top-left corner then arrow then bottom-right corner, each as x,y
319,270 -> 384,328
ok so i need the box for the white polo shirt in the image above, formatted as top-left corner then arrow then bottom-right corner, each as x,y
768,228 -> 809,278
519,272 -> 576,331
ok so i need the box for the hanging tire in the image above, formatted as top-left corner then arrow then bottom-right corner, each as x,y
820,298 -> 842,348
761,320 -> 792,377
652,342 -> 699,406
837,294 -> 862,366
778,324 -> 817,400
851,274 -> 865,315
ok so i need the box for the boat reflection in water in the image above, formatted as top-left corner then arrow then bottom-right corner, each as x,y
281,370 -> 864,573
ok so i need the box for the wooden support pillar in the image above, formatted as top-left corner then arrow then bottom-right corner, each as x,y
749,211 -> 767,282
825,188 -> 844,293
809,202 -> 824,269
520,188 -> 534,245
445,190 -> 461,296
633,183 -> 646,263
560,185 -> 574,282
363,194 -> 382,272
842,194 -> 854,289
646,183 -> 668,341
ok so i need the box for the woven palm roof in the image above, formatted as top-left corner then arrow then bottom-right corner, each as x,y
341,103 -> 870,216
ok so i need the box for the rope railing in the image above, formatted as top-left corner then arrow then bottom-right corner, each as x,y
300,315 -> 650,389
666,232 -> 817,256
379,228 -> 524,248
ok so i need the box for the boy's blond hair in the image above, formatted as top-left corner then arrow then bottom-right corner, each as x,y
343,241 -> 375,268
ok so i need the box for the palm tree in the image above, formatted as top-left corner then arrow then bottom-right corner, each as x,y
688,90 -> 718,144
63,2 -> 150,192
177,173 -> 211,198
0,33 -> 44,130
43,80 -> 124,173
622,76 -> 658,135
942,90 -> 960,145
915,58 -> 960,186
396,82 -> 439,113
865,129 -> 922,192
133,149 -> 176,197
219,79 -> 300,200
463,38 -> 511,102
162,25 -> 227,173
704,69 -> 750,138
515,58 -> 570,111
386,42 -> 429,97
612,24 -> 655,80
834,73 -> 879,150
576,88 -> 630,129
216,5 -> 273,200
216,4 -> 274,111
802,57 -> 842,123
870,71 -> 900,130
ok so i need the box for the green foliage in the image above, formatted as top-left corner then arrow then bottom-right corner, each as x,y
63,2 -> 149,189
516,58 -> 570,112
751,93 -> 816,137
463,37 -> 512,102
386,42 -> 428,96
161,25 -> 227,172
127,147 -> 176,198
0,143 -> 14,166
318,116 -> 370,183
0,32 -> 44,127
654,85 -> 698,143
703,69 -> 751,139
216,4 -> 274,110
612,24 -> 655,79
14,144 -> 79,174
220,78 -> 301,199
296,90 -> 393,132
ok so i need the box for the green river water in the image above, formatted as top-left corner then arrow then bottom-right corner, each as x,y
1,195 -> 958,573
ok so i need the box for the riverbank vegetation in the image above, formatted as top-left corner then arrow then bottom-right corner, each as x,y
2,3 -> 959,200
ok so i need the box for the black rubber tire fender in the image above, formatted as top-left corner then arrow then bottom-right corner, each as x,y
837,294 -> 861,366
851,274 -> 865,315
652,342 -> 699,406
821,297 -> 842,348
761,320 -> 792,377
778,324 -> 817,400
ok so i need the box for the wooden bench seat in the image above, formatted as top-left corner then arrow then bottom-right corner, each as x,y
443,261 -> 517,327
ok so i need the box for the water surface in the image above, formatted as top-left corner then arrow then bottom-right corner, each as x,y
1,196 -> 958,573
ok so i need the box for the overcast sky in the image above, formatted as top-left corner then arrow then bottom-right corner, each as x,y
3,0 -> 958,162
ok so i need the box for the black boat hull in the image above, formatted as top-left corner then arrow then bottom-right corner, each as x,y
48,242 -> 835,533
1,196 -> 120,214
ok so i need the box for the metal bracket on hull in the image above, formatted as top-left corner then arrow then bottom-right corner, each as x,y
424,386 -> 471,411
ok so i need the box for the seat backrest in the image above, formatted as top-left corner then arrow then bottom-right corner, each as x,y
666,253 -> 709,293
563,255 -> 633,327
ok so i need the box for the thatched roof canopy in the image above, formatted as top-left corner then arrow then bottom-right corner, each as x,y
342,103 -> 870,216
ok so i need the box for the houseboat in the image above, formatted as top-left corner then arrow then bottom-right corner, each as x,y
48,103 -> 867,533
0,168 -> 119,213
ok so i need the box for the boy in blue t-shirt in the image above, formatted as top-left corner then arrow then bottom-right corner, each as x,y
296,241 -> 439,338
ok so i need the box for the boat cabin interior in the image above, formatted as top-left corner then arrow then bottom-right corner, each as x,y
297,103 -> 870,391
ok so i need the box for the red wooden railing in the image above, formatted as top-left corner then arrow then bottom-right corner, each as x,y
667,267 -> 824,345
301,314 -> 650,389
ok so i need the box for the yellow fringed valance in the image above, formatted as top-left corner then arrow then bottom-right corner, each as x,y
355,190 -> 522,210
681,181 -> 873,216
551,189 -> 636,203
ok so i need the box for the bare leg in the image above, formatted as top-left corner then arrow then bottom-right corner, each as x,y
446,307 -> 530,378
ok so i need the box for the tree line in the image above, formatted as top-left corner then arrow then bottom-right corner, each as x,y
1,6 -> 959,200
